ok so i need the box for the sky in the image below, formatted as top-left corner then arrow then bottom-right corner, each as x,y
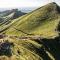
0,0 -> 59,8
0,0 -> 60,12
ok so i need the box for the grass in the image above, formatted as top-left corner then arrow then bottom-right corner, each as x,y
2,2 -> 60,38
1,34 -> 60,60
0,36 -> 42,60
0,2 -> 60,60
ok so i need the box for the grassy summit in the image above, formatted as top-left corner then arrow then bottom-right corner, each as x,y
2,2 -> 60,38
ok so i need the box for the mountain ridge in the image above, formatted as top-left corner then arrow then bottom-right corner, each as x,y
0,2 -> 60,60
2,2 -> 60,38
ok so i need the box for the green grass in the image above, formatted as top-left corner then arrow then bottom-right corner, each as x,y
0,2 -> 60,60
0,36 -> 43,60
2,2 -> 60,38
1,34 -> 60,60
0,35 -> 57,60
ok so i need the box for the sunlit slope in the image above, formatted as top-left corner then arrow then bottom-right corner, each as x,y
3,2 -> 60,38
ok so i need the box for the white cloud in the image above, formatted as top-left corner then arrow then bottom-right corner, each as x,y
0,0 -> 52,8
0,0 -> 59,8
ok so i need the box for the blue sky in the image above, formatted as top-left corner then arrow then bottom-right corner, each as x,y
0,0 -> 59,8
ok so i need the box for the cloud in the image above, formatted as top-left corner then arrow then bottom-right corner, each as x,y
0,0 -> 59,8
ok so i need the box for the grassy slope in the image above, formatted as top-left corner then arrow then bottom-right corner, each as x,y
0,35 -> 60,60
0,9 -> 26,28
0,36 -> 56,60
0,2 -> 60,60
3,2 -> 60,38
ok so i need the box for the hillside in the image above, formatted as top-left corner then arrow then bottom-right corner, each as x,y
0,2 -> 60,60
2,2 -> 60,38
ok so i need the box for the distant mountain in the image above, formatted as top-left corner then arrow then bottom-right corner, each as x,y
0,9 -> 26,25
12,9 -> 26,19
0,9 -> 26,19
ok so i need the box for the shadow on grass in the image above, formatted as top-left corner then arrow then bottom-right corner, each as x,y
0,40 -> 14,57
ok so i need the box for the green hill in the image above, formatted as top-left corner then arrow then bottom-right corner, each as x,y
0,2 -> 60,60
2,2 -> 60,38
0,33 -> 60,60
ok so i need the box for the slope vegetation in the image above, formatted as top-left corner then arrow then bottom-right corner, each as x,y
3,2 -> 60,38
0,2 -> 60,60
0,34 -> 60,60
